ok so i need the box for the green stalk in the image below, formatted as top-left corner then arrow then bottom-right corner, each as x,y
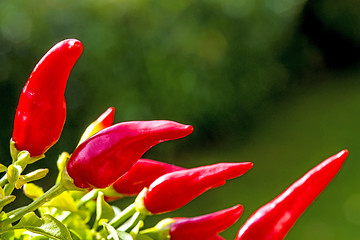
78,189 -> 99,208
0,174 -> 7,187
118,211 -> 146,232
109,203 -> 136,229
3,182 -> 66,225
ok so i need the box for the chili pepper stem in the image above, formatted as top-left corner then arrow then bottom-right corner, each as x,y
2,181 -> 66,226
109,203 -> 136,228
78,189 -> 100,208
118,211 -> 146,232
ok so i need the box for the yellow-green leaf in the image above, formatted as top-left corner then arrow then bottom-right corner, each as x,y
7,165 -> 21,185
13,212 -> 72,240
96,192 -> 115,221
0,186 -> 5,199
0,195 -> 16,209
0,164 -> 7,173
23,184 -> 44,200
43,191 -> 77,212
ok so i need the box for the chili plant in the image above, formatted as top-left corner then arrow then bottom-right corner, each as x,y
0,39 -> 348,240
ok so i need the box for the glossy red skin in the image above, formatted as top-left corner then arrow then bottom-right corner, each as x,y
143,162 -> 253,214
67,120 -> 193,189
12,39 -> 83,156
112,158 -> 185,196
79,107 -> 115,144
95,107 -> 115,128
235,149 -> 348,240
170,204 -> 243,240
208,235 -> 225,240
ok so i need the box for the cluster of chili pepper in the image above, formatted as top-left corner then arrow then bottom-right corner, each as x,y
4,38 -> 349,240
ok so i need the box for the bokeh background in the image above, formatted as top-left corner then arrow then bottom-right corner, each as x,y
1,0 -> 360,239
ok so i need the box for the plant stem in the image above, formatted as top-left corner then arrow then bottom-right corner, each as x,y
0,174 -> 7,187
118,211 -> 146,232
109,203 -> 136,229
3,182 -> 66,225
78,189 -> 99,208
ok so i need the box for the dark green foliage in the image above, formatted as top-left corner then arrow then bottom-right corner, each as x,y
0,0 -> 304,159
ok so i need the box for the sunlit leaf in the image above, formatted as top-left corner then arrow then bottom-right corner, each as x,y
103,223 -> 133,240
0,164 -> 7,173
103,223 -> 119,240
130,220 -> 143,239
7,164 -> 21,185
13,212 -> 72,240
0,195 -> 16,209
136,234 -> 153,240
96,191 -> 115,221
23,184 -> 44,200
43,191 -> 77,212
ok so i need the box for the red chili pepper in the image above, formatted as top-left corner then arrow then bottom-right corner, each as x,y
111,158 -> 185,197
208,235 -> 225,240
170,204 -> 243,240
78,107 -> 115,145
66,120 -> 193,189
209,235 -> 226,240
235,149 -> 348,240
12,39 -> 83,157
139,162 -> 253,214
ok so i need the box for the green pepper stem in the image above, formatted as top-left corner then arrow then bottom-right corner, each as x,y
118,211 -> 146,232
109,203 -> 136,229
3,182 -> 66,225
78,189 -> 100,208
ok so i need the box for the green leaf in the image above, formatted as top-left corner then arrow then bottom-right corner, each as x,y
96,191 -> 115,221
43,191 -> 78,212
103,223 -> 134,240
13,212 -> 72,240
130,220 -> 143,239
23,184 -> 44,200
15,151 -> 30,170
56,152 -> 70,184
0,229 -> 14,240
0,212 -> 14,239
69,229 -> 82,240
136,235 -> 153,240
62,214 -> 92,239
0,186 -> 5,199
118,212 -> 144,232
28,236 -> 48,240
9,139 -> 18,163
15,168 -> 49,189
0,164 -> 7,173
117,231 -> 133,240
103,222 -> 119,240
20,231 -> 48,239
0,195 -> 16,209
7,165 -> 21,185
23,169 -> 49,183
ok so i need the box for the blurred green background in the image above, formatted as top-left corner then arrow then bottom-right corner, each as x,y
1,0 -> 360,239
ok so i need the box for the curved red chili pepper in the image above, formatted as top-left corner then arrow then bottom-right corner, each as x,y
12,39 -> 83,156
235,149 -> 348,240
170,204 -> 243,240
111,158 -> 185,197
66,120 -> 193,189
78,107 -> 115,145
141,162 -> 253,214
